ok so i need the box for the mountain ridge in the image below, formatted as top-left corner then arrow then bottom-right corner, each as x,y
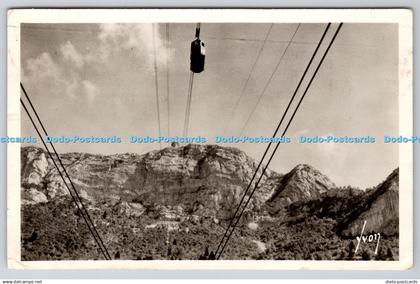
20,144 -> 399,260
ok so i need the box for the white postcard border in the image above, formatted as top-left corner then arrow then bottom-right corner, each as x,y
7,8 -> 413,270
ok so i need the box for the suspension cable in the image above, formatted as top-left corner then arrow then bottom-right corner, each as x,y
238,24 -> 301,136
183,72 -> 195,137
152,23 -> 162,149
224,24 -> 274,134
20,84 -> 111,260
214,22 -> 331,257
166,23 -> 171,137
215,23 -> 342,259
182,23 -> 201,138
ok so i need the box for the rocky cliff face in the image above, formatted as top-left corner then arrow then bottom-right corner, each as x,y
265,164 -> 336,214
21,144 -> 281,220
20,145 -> 399,260
342,169 -> 399,236
21,147 -> 67,204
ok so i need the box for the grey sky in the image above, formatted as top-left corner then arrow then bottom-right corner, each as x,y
20,23 -> 399,188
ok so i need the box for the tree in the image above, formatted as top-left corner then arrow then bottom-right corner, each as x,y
361,250 -> 371,260
387,248 -> 394,260
348,241 -> 355,259
375,247 -> 385,260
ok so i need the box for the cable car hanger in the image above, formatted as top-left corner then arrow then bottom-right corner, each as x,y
190,23 -> 205,73
183,23 -> 206,138
195,23 -> 201,38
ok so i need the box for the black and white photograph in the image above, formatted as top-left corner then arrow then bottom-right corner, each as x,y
6,9 -> 413,269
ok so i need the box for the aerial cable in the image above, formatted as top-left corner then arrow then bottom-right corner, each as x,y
238,23 -> 301,136
152,23 -> 162,149
214,22 -> 330,258
183,23 -> 204,138
20,84 -> 111,260
215,23 -> 343,259
216,23 -> 341,259
166,23 -> 171,137
204,35 -> 317,45
183,72 -> 195,137
224,23 -> 274,134
20,85 -> 111,260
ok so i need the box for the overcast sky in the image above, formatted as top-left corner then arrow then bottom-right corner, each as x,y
20,23 -> 399,188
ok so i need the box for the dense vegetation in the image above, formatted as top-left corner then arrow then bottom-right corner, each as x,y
22,198 -> 256,260
21,190 -> 398,261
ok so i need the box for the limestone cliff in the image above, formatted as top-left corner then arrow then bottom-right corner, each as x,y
342,168 -> 399,236
20,144 -> 279,219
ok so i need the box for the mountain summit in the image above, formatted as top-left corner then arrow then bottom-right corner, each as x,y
265,164 -> 336,214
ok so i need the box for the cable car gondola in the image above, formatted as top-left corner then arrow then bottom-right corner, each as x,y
190,24 -> 205,73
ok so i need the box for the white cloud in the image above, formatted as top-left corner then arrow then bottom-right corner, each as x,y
64,79 -> 80,99
23,24 -> 172,105
23,52 -> 99,104
97,23 -> 173,68
25,52 -> 62,82
82,80 -> 99,103
60,41 -> 88,69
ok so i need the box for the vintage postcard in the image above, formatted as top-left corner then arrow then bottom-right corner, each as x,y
6,9 -> 413,269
